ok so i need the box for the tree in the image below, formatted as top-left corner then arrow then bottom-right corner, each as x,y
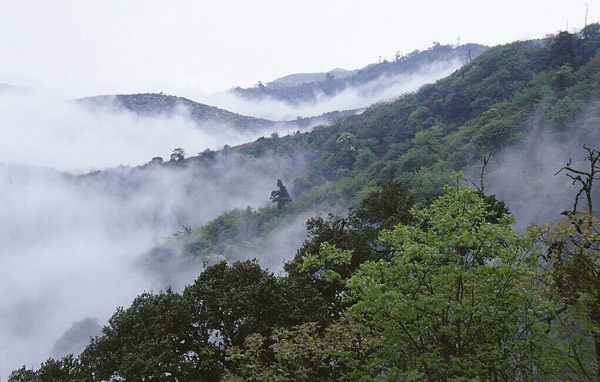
347,186 -> 557,380
8,356 -> 82,382
533,146 -> 600,379
184,260 -> 286,350
556,145 -> 599,214
76,288 -> 220,381
18,261 -> 287,381
170,147 -> 186,163
549,31 -> 575,68
224,320 -> 380,381
283,182 -> 414,324
270,179 -> 292,211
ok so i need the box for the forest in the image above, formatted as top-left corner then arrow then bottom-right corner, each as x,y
8,25 -> 600,381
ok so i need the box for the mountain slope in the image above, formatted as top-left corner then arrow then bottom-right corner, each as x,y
12,25 -> 600,380
231,43 -> 488,104
79,92 -> 357,131
80,93 -> 276,131
154,25 -> 600,272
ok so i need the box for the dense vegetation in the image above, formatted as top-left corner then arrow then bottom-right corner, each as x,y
10,26 -> 600,380
150,25 -> 600,271
11,176 -> 600,380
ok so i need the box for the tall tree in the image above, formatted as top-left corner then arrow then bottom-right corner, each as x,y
347,186 -> 557,380
534,146 -> 600,379
270,179 -> 292,211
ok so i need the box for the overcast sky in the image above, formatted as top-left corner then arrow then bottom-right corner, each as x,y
0,0 -> 597,98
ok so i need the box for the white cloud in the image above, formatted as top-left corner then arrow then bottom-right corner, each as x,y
0,88 -> 313,375
204,58 -> 464,120
0,91 -> 310,172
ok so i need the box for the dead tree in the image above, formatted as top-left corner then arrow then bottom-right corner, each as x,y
556,145 -> 600,215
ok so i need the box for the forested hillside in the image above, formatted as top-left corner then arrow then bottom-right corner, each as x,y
10,25 -> 600,381
145,25 -> 600,274
79,93 -> 356,131
231,43 -> 488,104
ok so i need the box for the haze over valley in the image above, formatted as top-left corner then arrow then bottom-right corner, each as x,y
2,1 -> 600,380
0,41 -> 481,376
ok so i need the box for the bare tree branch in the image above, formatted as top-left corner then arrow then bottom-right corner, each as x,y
556,145 -> 599,214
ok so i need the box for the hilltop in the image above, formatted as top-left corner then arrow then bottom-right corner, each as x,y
79,92 -> 357,131
231,43 -> 488,104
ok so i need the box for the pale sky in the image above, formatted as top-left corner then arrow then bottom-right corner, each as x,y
0,0 -> 597,98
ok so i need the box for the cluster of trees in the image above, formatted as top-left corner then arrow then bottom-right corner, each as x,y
148,26 -> 600,274
235,25 -> 600,206
11,167 -> 600,379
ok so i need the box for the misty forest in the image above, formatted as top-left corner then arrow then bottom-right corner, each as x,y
4,22 -> 600,382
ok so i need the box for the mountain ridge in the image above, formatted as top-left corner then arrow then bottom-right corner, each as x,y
78,92 -> 358,132
231,43 -> 488,104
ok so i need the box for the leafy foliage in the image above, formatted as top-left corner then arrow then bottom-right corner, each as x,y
347,187 -> 557,380
532,146 -> 600,379
224,320 -> 380,381
283,182 -> 414,323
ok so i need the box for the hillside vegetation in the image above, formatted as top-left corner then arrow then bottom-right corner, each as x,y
11,26 -> 600,381
147,25 -> 600,272
79,93 -> 356,131
232,43 -> 488,104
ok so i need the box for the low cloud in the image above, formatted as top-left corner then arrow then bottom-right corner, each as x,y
0,91 -> 310,173
0,56 -> 474,375
476,103 -> 600,230
0,89 -> 311,375
204,58 -> 465,121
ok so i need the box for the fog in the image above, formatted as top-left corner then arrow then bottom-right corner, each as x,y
475,103 -> 600,230
204,58 -> 464,121
0,91 -> 309,173
0,57 -> 474,376
0,91 -> 312,377
0,154 -> 310,376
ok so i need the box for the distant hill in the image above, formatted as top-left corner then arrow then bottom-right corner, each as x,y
79,93 -> 275,131
231,43 -> 488,104
268,68 -> 355,88
149,26 -> 600,276
79,93 -> 357,132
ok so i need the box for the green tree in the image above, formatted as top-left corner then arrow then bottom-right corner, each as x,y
535,211 -> 600,380
77,288 -> 220,381
170,147 -> 186,163
184,260 -> 287,349
270,179 -> 292,212
8,356 -> 83,382
347,186 -> 558,380
224,320 -> 380,381
533,146 -> 600,379
284,182 -> 414,324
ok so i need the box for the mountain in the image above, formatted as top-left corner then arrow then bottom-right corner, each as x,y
79,93 -> 276,131
150,25 -> 600,277
72,27 -> 600,280
79,92 -> 357,131
14,25 -> 600,380
267,67 -> 356,88
231,43 -> 488,104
